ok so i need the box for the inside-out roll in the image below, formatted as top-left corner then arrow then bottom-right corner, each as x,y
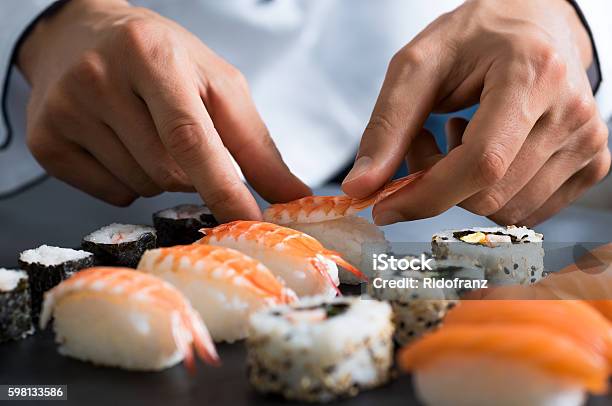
246,296 -> 394,402
432,226 -> 544,286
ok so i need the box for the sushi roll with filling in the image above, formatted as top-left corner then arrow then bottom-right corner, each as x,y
138,244 -> 297,342
369,256 -> 459,345
153,204 -> 218,247
19,245 -> 94,324
432,226 -> 544,286
398,325 -> 609,406
288,216 -> 389,285
247,296 -> 393,402
82,223 -> 156,268
40,267 -> 219,371
0,269 -> 33,342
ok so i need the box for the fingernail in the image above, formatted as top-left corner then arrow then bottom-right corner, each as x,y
373,210 -> 403,226
342,156 -> 372,185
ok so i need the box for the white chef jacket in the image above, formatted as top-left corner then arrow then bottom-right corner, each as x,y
0,0 -> 611,197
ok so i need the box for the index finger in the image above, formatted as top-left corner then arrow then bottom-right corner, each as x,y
132,66 -> 262,222
341,48 -> 440,198
372,81 -> 544,225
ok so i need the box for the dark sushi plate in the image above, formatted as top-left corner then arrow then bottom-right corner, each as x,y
0,330 -> 610,406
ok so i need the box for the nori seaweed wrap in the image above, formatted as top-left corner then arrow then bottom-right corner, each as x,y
82,223 -> 157,268
0,269 -> 33,342
153,204 -> 218,247
18,245 -> 94,325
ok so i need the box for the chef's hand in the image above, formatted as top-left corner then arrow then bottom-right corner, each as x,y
17,0 -> 310,222
342,0 -> 610,226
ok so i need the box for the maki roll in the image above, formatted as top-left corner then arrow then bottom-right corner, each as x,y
0,269 -> 32,342
247,296 -> 393,402
82,223 -> 156,268
369,256 -> 459,345
153,204 -> 218,247
18,245 -> 94,324
432,226 -> 544,286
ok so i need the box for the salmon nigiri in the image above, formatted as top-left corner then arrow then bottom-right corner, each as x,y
197,221 -> 366,298
398,325 -> 609,406
138,244 -> 297,342
444,300 -> 612,365
588,300 -> 612,322
40,267 -> 219,371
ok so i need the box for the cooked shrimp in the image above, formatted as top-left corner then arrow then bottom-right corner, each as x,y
198,221 -> 366,297
40,267 -> 219,372
138,245 -> 298,342
263,170 -> 425,224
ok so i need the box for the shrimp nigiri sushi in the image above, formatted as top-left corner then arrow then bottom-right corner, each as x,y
444,300 -> 612,366
263,172 -> 424,284
398,325 -> 609,406
40,267 -> 218,371
197,221 -> 366,298
137,244 -> 297,342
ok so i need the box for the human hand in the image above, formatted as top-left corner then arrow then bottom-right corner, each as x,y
342,0 -> 610,226
18,0 -> 310,221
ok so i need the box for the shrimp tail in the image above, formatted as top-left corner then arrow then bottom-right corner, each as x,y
375,169 -> 426,203
312,258 -> 342,296
328,253 -> 368,281
183,342 -> 197,375
194,335 -> 221,367
189,312 -> 221,367
350,170 -> 426,211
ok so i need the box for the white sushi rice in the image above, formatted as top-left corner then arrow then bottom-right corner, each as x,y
0,268 -> 27,292
289,215 -> 389,284
432,226 -> 544,286
83,224 -> 156,244
155,204 -> 211,220
414,355 -> 585,406
247,296 -> 394,402
19,245 -> 92,266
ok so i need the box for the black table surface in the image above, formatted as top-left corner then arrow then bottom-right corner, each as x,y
1,329 -> 610,406
1,328 -> 611,406
2,179 -> 612,405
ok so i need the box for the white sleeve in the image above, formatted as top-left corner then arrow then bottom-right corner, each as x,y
574,1 -> 612,123
0,0 -> 60,150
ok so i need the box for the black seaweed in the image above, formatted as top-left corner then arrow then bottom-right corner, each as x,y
0,276 -> 32,342
153,207 -> 218,247
81,232 -> 156,268
291,302 -> 351,318
18,255 -> 94,325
